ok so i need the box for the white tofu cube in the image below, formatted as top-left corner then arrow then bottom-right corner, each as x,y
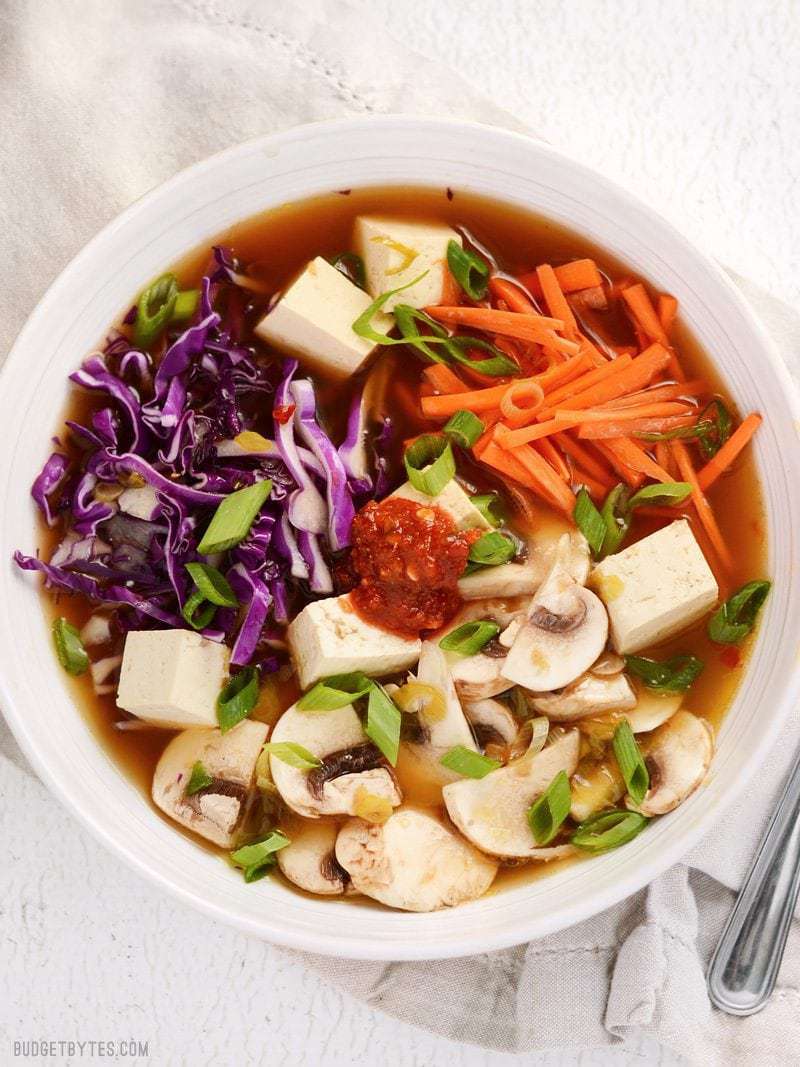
457,560 -> 539,600
590,520 -> 718,654
117,630 -> 230,728
390,479 -> 491,532
354,216 -> 462,311
287,594 -> 421,689
254,256 -> 393,378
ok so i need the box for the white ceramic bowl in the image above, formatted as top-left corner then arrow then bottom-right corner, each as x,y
2,118 -> 799,960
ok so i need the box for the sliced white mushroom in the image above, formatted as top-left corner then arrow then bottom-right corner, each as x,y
441,600 -> 528,702
413,641 -> 477,750
277,820 -> 350,896
501,537 -> 608,692
269,703 -> 401,819
530,671 -> 636,722
335,808 -> 498,911
629,710 -> 714,816
463,698 -> 518,746
90,654 -> 123,696
443,731 -> 580,858
152,720 -> 268,847
624,688 -> 684,733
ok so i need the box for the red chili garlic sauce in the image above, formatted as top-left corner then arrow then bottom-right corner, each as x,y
40,186 -> 767,886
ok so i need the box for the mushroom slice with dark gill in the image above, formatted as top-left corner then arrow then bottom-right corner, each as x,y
443,599 -> 529,702
269,702 -> 401,819
462,698 -> 518,746
277,821 -> 351,896
502,535 -> 608,693
629,710 -> 714,816
152,720 -> 268,847
442,731 -> 581,859
335,808 -> 498,912
530,669 -> 636,722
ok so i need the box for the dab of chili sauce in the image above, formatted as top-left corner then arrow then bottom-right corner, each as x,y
339,497 -> 480,637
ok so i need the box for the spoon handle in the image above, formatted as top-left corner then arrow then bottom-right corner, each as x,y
707,755 -> 800,1015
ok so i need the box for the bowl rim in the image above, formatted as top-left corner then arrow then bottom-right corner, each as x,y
2,115 -> 800,960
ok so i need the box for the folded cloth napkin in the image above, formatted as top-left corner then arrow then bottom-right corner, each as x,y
2,1 -> 798,1062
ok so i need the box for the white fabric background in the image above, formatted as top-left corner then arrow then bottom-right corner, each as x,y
1,2 -> 799,1065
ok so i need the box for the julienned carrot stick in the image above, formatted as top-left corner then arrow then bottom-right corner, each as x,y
544,344 -> 671,414
697,413 -> 763,491
518,260 -> 602,296
499,380 -> 545,427
421,381 -> 515,418
593,441 -> 645,489
578,415 -> 697,440
604,380 -> 709,408
578,334 -> 609,368
422,364 -> 466,394
554,433 -> 615,486
537,265 -> 577,338
478,439 -> 555,499
535,437 -> 571,481
554,401 -> 692,423
488,276 -> 540,314
655,440 -> 677,478
497,416 -> 583,448
621,284 -> 668,346
535,350 -> 592,392
424,306 -> 580,356
657,294 -> 679,333
572,468 -> 609,500
671,440 -> 733,571
602,438 -> 674,484
543,354 -> 633,409
511,445 -> 577,515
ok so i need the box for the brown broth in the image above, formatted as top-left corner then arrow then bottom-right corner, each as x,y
36,186 -> 767,897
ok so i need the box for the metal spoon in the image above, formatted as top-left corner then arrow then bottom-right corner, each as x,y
707,753 -> 800,1014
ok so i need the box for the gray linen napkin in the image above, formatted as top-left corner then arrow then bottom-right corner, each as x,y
1,1 -> 798,1061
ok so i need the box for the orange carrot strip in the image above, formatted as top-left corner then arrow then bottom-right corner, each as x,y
488,276 -> 540,314
621,283 -> 668,345
554,433 -> 615,487
657,293 -> 679,333
578,415 -> 697,440
478,439 -> 549,494
518,260 -> 602,296
602,438 -> 674,484
422,364 -> 466,395
424,306 -> 579,355
571,468 -> 609,500
510,445 -> 577,515
421,382 -> 517,419
655,440 -> 678,478
578,333 -> 609,367
697,413 -> 762,490
544,344 -> 671,414
537,265 -> 578,337
593,441 -> 645,489
672,440 -> 733,571
535,350 -> 593,391
535,437 -> 571,482
497,416 -> 584,448
604,380 -> 709,408
555,401 -> 692,424
543,354 -> 633,409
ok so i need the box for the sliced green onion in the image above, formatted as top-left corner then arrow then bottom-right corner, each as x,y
571,809 -> 649,852
443,409 -> 484,449
527,770 -> 571,845
134,273 -> 178,349
52,617 -> 89,676
470,492 -> 504,527
262,742 -> 321,771
697,399 -> 733,460
231,830 -> 290,882
573,487 -> 606,557
181,590 -> 216,631
393,304 -> 519,378
468,531 -> 517,567
439,620 -> 500,656
636,419 -> 715,443
627,481 -> 692,508
403,435 -> 455,496
328,251 -> 366,289
599,484 -> 630,557
440,746 -> 501,779
197,479 -> 272,555
708,580 -> 771,645
185,761 -> 213,796
352,272 -> 430,345
185,562 -> 239,607
297,671 -> 373,711
625,653 -> 704,692
364,684 -> 402,766
172,289 -> 200,322
217,667 -> 260,733
447,239 -> 490,300
612,721 -> 649,805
